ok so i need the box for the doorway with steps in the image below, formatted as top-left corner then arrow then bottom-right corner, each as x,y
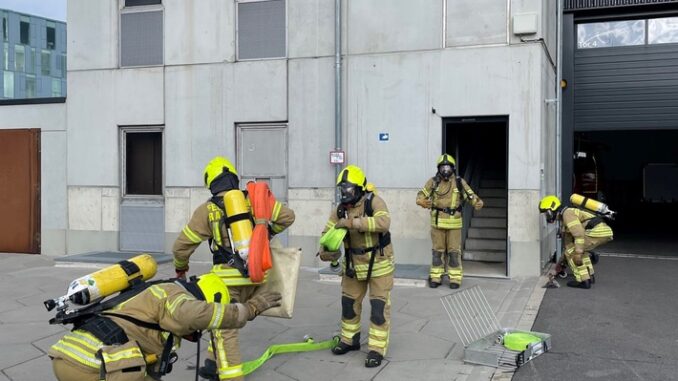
443,116 -> 508,277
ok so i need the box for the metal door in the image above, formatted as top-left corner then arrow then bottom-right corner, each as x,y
237,124 -> 288,243
0,129 -> 40,253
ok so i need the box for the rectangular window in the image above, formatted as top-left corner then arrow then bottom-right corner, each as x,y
123,129 -> 163,196
25,74 -> 35,98
237,0 -> 286,60
120,10 -> 163,66
649,17 -> 678,44
577,20 -> 645,49
51,78 -> 60,97
3,42 -> 7,70
20,17 -> 30,45
26,47 -> 35,74
125,0 -> 162,6
2,16 -> 7,41
46,23 -> 56,49
15,44 -> 24,71
3,71 -> 13,98
41,50 -> 50,75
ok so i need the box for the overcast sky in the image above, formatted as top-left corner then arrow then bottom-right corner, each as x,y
0,0 -> 66,21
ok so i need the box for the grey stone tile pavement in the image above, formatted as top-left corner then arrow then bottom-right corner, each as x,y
0,253 -> 545,381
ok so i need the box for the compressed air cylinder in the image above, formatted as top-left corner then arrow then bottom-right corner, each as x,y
570,193 -> 613,215
67,254 -> 157,305
223,189 -> 253,261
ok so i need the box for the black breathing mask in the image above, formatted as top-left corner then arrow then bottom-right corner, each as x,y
338,182 -> 362,205
209,172 -> 240,195
438,164 -> 454,180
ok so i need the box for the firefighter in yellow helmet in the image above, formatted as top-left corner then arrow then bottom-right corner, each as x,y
318,165 -> 394,368
172,156 -> 295,380
415,154 -> 484,289
49,273 -> 282,381
539,195 -> 613,289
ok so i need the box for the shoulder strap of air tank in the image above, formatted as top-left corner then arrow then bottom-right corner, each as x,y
364,192 -> 374,217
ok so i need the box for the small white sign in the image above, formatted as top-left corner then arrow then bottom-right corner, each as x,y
379,133 -> 389,142
330,150 -> 345,164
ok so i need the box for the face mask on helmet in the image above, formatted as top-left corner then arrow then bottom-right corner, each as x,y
338,182 -> 362,205
438,164 -> 454,179
544,209 -> 557,223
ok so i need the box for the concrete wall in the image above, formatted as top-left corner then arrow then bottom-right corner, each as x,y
55,0 -> 556,277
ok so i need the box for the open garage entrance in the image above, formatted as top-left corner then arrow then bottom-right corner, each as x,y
574,130 -> 678,256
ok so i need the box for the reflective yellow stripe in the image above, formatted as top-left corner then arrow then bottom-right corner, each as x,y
149,285 -> 167,300
271,223 -> 284,233
325,221 -> 336,229
566,220 -> 580,229
588,224 -> 613,237
208,304 -> 225,330
342,321 -> 361,331
369,327 -> 388,339
421,188 -> 430,197
166,294 -> 192,316
67,331 -> 102,351
51,341 -> 101,368
430,215 -> 462,229
575,238 -> 585,244
272,201 -> 282,221
219,364 -> 244,379
182,226 -> 202,243
211,265 -> 268,285
174,258 -> 189,269
102,346 -> 143,363
213,329 -> 229,373
212,221 -> 223,246
367,217 -> 375,232
373,211 -> 388,217
430,267 -> 444,274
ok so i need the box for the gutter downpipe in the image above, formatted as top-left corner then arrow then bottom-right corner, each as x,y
334,0 -> 342,204
556,0 -> 564,259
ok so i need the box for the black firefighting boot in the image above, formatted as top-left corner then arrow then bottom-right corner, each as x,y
590,251 -> 600,265
198,359 -> 218,380
365,351 -> 384,368
566,279 -> 591,289
332,333 -> 361,355
428,277 -> 440,288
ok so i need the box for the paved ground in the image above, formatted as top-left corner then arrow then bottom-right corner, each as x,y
0,253 -> 543,381
514,254 -> 678,381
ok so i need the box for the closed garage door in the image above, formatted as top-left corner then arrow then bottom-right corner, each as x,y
575,19 -> 678,131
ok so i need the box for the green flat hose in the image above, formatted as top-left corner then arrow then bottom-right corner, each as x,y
241,336 -> 339,376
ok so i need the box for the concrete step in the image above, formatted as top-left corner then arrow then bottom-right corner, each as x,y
474,207 -> 507,218
478,188 -> 506,198
465,238 -> 507,251
481,179 -> 506,189
463,249 -> 506,262
471,217 -> 507,228
468,227 -> 506,239
483,197 -> 507,208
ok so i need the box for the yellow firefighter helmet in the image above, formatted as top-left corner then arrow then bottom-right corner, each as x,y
437,154 -> 456,167
203,156 -> 238,189
196,273 -> 230,304
336,165 -> 367,190
538,195 -> 561,212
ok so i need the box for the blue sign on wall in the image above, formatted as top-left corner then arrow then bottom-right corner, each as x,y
379,133 -> 389,142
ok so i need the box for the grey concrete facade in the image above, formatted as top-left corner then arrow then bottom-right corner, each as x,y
0,0 -> 559,278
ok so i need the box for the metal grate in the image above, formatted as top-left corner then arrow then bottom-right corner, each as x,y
565,0 -> 678,11
440,285 -> 501,347
237,0 -> 286,60
121,11 -> 163,67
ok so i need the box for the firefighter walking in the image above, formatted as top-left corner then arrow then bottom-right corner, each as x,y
172,156 -> 295,380
49,273 -> 282,381
318,165 -> 394,368
539,195 -> 614,289
416,154 -> 483,289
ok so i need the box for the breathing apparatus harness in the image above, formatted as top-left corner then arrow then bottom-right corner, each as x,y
49,276 -> 207,380
430,173 -> 474,226
337,192 -> 391,282
207,194 -> 253,277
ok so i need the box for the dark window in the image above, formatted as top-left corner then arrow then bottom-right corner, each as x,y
46,26 -> 55,49
20,20 -> 30,44
2,17 -> 7,41
125,0 -> 162,6
126,132 -> 162,195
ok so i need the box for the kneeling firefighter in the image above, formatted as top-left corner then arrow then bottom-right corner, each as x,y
48,267 -> 282,381
318,165 -> 394,368
172,156 -> 296,380
539,195 -> 614,289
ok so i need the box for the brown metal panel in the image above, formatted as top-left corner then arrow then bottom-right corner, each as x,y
0,129 -> 41,254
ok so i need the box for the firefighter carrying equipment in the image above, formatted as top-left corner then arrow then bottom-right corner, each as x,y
44,254 -> 157,311
204,156 -> 240,195
337,165 -> 367,205
570,193 -> 617,220
223,189 -> 253,262
539,195 -> 562,223
247,181 -> 276,283
319,226 -> 348,252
